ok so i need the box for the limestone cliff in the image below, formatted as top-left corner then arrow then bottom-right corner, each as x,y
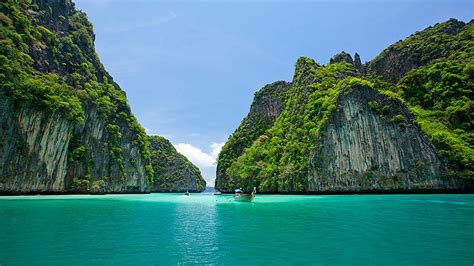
366,19 -> 472,81
0,95 -> 150,194
0,0 -> 205,194
0,95 -> 74,193
215,81 -> 290,191
149,136 -> 205,192
309,86 -> 464,193
216,19 -> 473,194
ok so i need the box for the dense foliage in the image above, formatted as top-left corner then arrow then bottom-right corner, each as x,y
0,0 -> 154,182
225,60 -> 358,192
372,19 -> 474,178
148,136 -> 205,192
216,81 -> 289,191
398,59 -> 473,178
217,19 -> 473,192
367,18 -> 473,81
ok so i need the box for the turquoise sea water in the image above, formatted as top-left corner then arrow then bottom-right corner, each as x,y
0,194 -> 472,265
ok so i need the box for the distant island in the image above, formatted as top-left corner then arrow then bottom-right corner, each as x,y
216,19 -> 473,194
0,1 -> 472,195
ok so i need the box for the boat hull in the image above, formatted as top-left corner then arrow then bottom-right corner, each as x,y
234,194 -> 255,202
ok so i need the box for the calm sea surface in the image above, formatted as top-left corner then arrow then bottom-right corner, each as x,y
0,194 -> 472,265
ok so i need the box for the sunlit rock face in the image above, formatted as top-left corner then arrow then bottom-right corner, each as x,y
0,0 -> 204,194
308,86 -> 464,193
66,106 -> 151,194
215,81 -> 290,192
216,19 -> 474,194
0,95 -> 150,194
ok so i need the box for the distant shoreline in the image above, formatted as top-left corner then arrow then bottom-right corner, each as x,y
1,189 -> 473,196
215,188 -> 474,195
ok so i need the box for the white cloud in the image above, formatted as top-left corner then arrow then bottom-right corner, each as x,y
210,142 -> 225,159
173,143 -> 215,168
173,142 -> 225,187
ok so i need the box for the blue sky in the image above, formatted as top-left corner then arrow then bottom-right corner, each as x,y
74,0 -> 473,186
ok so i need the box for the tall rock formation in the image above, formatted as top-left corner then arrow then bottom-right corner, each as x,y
366,18 -> 471,81
309,85 -> 461,193
215,81 -> 290,191
149,136 -> 205,192
216,19 -> 473,193
0,0 -> 205,194
353,53 -> 363,73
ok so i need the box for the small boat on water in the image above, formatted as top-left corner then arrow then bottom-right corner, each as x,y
184,191 -> 190,196
214,191 -> 222,195
234,187 -> 256,202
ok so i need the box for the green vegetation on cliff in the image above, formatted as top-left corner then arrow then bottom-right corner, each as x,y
0,0 -> 154,183
149,136 -> 205,192
225,61 -> 359,192
216,81 -> 290,191
367,18 -> 473,81
216,19 -> 473,193
369,19 -> 473,178
400,61 -> 473,178
0,0 -> 205,193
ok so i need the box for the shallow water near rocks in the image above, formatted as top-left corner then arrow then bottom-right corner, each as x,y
0,194 -> 472,265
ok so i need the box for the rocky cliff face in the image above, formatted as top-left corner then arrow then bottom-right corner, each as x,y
149,136 -> 205,192
329,51 -> 354,65
215,81 -> 290,192
216,19 -> 473,194
0,0 -> 204,194
309,86 -> 463,193
330,52 -> 365,74
0,95 -> 150,194
66,106 -> 151,194
0,95 -> 74,193
247,81 -> 290,126
366,19 -> 471,81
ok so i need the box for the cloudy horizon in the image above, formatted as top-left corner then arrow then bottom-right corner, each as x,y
173,142 -> 224,186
